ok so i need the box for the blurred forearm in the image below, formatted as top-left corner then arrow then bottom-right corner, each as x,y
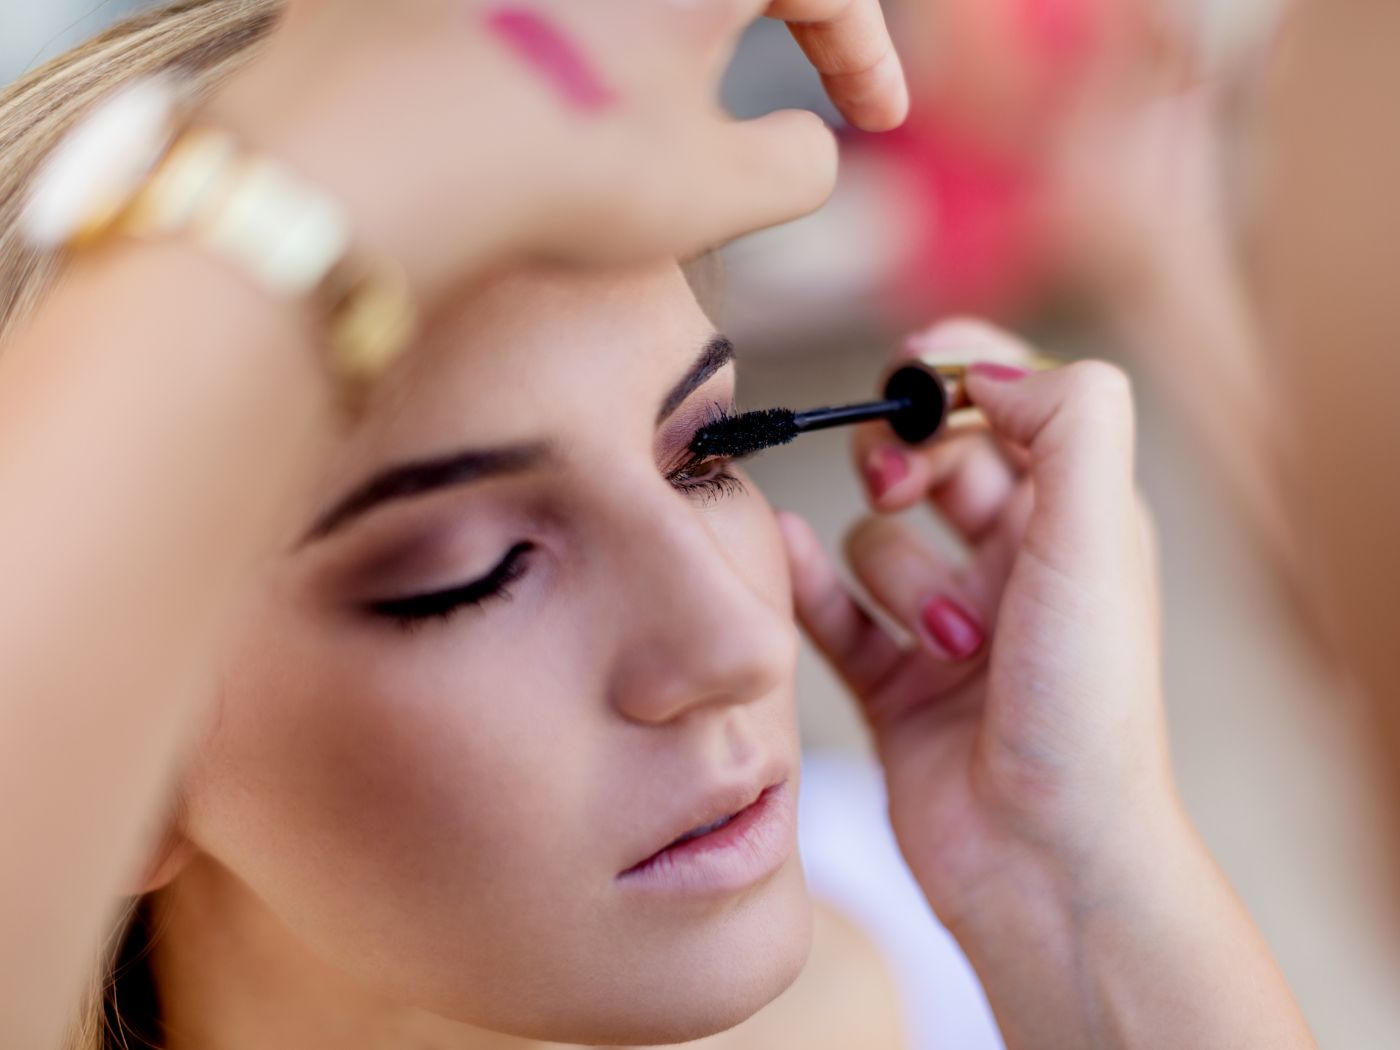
1109,239 -> 1302,596
949,800 -> 1316,1050
0,241 -> 329,1048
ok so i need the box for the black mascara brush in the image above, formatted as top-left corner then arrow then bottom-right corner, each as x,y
691,362 -> 967,460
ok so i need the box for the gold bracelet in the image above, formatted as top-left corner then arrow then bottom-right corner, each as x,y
120,125 -> 419,386
23,76 -> 419,399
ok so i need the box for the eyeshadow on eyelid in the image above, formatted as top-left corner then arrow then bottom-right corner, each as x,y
327,382 -> 734,591
667,393 -> 736,440
335,521 -> 495,598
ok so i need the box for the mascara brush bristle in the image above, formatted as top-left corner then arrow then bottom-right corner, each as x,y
690,409 -> 800,459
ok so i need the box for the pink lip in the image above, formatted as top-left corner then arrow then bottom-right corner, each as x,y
617,781 -> 795,896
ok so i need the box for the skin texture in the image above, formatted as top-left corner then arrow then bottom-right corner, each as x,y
1257,0 -> 1400,843
782,320 -> 1315,1048
212,0 -> 908,305
0,1 -> 1322,1044
0,4 -> 910,1043
149,262 -> 812,1047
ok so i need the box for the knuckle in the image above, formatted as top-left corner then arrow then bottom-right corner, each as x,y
926,317 -> 1009,347
849,421 -> 886,466
743,109 -> 836,203
697,0 -> 765,37
1051,362 -> 1136,450
842,516 -> 934,597
842,515 -> 913,576
912,317 -> 1036,365
1068,360 -> 1133,406
786,108 -> 839,162
769,0 -> 855,21
842,516 -> 888,564
774,109 -> 838,167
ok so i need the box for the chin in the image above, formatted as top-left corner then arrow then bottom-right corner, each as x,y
483,863 -> 814,1047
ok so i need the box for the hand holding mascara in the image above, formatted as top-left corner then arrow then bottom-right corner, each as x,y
691,356 -> 1056,460
770,327 -> 1311,1050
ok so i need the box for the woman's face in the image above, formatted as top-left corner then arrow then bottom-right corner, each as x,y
176,262 -> 809,1043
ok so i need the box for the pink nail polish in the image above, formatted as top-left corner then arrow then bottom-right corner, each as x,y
919,596 -> 985,660
865,446 -> 909,500
969,362 -> 1030,382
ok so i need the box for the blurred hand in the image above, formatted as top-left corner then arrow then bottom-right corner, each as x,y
211,0 -> 908,304
1050,87 -> 1230,319
781,320 -> 1173,933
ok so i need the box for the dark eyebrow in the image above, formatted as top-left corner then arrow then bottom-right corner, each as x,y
656,335 -> 735,425
301,335 -> 733,547
301,443 -> 550,545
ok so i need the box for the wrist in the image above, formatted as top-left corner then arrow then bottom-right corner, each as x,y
946,793 -> 1313,1050
944,789 -> 1199,969
942,795 -> 1225,1045
204,34 -> 528,310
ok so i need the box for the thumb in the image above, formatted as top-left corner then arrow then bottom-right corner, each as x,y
965,359 -> 1140,578
682,109 -> 838,251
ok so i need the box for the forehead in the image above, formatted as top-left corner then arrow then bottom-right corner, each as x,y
394,260 -> 707,421
313,261 -> 715,488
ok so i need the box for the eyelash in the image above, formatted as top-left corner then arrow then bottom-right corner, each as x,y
664,450 -> 746,504
369,417 -> 747,629
369,541 -> 534,629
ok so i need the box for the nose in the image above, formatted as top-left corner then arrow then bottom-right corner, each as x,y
603,492 -> 797,727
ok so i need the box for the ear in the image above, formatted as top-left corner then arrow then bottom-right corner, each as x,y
133,822 -> 198,894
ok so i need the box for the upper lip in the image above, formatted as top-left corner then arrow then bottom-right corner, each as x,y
619,761 -> 788,875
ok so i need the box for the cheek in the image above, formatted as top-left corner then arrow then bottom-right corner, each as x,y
713,477 -> 793,616
201,618 -> 599,868
183,601 -> 615,999
175,493 -> 808,1030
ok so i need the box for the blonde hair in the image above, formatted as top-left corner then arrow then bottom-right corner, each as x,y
0,0 -> 280,343
0,5 -> 283,1044
1,7 -> 728,1047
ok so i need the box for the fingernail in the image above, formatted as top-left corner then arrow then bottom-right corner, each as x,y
919,596 -> 985,660
969,362 -> 1030,382
864,445 -> 909,500
902,331 -> 943,356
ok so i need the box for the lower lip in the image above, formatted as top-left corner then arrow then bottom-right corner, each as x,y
617,782 -> 796,897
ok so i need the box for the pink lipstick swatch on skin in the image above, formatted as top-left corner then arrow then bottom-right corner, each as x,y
484,5 -> 617,113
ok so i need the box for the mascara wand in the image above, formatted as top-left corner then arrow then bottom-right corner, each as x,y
691,362 -> 966,460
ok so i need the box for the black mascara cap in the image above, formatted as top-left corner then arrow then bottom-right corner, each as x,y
883,363 -> 949,445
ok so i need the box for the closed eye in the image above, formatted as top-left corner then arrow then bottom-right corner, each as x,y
365,400 -> 747,630
368,542 -> 534,628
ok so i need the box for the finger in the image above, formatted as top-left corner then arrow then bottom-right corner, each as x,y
777,511 -> 904,699
902,320 -> 1043,480
966,358 -> 1141,579
853,431 -> 1036,626
901,316 -> 1046,369
855,429 -> 1019,546
1136,493 -> 1163,638
855,317 -> 1040,529
965,480 -> 1035,612
767,0 -> 909,132
685,108 -> 838,251
843,516 -> 988,675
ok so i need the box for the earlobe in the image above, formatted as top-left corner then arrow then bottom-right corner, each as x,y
134,826 -> 198,894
